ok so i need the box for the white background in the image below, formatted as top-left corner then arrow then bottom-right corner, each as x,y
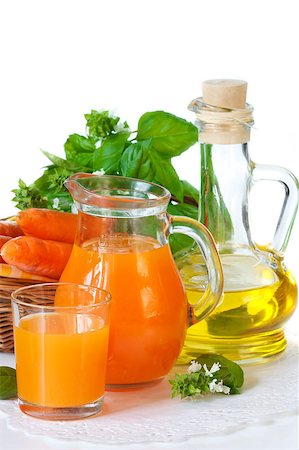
0,1 -> 298,448
1,0 -> 298,272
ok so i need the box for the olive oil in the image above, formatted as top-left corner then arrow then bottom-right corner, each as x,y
177,254 -> 298,364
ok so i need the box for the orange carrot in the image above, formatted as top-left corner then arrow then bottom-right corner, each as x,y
0,235 -> 12,248
0,263 -> 57,281
0,235 -> 12,263
16,209 -> 78,244
0,220 -> 24,237
1,236 -> 73,279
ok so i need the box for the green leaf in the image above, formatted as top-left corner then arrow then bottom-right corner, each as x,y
169,371 -> 212,399
64,134 -> 96,168
12,179 -> 48,210
150,152 -> 184,202
199,143 -> 234,242
34,166 -> 71,192
167,202 -> 198,220
137,111 -> 198,157
207,304 -> 266,337
33,166 -> 74,211
181,180 -> 199,204
120,140 -> 154,180
93,132 -> 130,174
0,366 -> 17,399
195,354 -> 244,394
168,233 -> 194,256
41,150 -> 89,171
167,202 -> 198,255
85,110 -> 129,139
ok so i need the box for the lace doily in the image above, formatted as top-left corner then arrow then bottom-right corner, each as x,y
0,339 -> 298,446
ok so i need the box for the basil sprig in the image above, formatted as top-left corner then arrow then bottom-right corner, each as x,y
169,354 -> 244,399
12,109 -> 232,253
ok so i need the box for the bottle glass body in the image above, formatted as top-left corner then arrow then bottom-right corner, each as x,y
177,103 -> 298,364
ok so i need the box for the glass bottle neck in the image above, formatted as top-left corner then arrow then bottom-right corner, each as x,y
199,142 -> 253,253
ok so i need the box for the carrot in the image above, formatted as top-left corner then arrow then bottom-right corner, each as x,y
0,220 -> 24,237
0,235 -> 12,263
16,209 -> 78,244
0,263 -> 57,281
0,235 -> 12,248
1,236 -> 73,280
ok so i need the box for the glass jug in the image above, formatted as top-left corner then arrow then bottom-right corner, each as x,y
177,80 -> 298,364
59,173 -> 223,389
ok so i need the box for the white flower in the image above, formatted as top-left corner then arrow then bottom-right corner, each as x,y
93,169 -> 105,176
115,122 -> 130,133
203,362 -> 221,377
221,384 -> 230,395
209,379 -> 230,395
52,197 -> 60,209
188,361 -> 202,373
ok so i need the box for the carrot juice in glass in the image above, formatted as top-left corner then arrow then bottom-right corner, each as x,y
12,283 -> 111,420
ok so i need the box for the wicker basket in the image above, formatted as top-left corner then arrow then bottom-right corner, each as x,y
0,276 -> 48,352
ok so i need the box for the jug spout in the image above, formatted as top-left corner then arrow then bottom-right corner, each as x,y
64,172 -> 97,208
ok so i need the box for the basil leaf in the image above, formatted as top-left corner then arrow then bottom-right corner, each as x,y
150,152 -> 183,202
0,366 -> 17,399
41,151 -> 89,171
120,140 -> 154,180
181,180 -> 199,204
137,111 -> 198,157
64,134 -> 96,168
85,110 -> 129,139
85,110 -> 120,139
35,166 -> 71,192
167,203 -> 198,254
12,179 -> 48,210
167,202 -> 198,220
207,305 -> 266,336
93,132 -> 130,174
195,354 -> 244,394
169,371 -> 209,399
169,233 -> 194,256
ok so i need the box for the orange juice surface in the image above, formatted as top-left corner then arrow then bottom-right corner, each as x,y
60,234 -> 188,386
14,313 -> 109,407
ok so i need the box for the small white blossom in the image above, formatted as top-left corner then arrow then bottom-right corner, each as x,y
115,122 -> 130,133
93,169 -> 105,176
188,361 -> 202,373
203,362 -> 221,377
209,379 -> 230,394
222,384 -> 230,395
52,197 -> 60,209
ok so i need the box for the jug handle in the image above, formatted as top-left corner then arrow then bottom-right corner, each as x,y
251,164 -> 299,255
169,216 -> 224,323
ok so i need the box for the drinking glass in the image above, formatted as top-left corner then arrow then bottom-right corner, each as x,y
11,282 -> 111,420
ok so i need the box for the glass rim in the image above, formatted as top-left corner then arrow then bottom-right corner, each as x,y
11,282 -> 112,310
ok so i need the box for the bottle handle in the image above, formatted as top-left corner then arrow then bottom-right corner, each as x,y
251,164 -> 299,255
169,215 -> 223,323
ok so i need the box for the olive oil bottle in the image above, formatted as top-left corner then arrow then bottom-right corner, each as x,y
177,80 -> 298,363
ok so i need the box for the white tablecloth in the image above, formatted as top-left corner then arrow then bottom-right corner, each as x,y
0,322 -> 298,450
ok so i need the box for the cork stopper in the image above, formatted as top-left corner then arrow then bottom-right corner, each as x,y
188,79 -> 254,144
202,79 -> 247,110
